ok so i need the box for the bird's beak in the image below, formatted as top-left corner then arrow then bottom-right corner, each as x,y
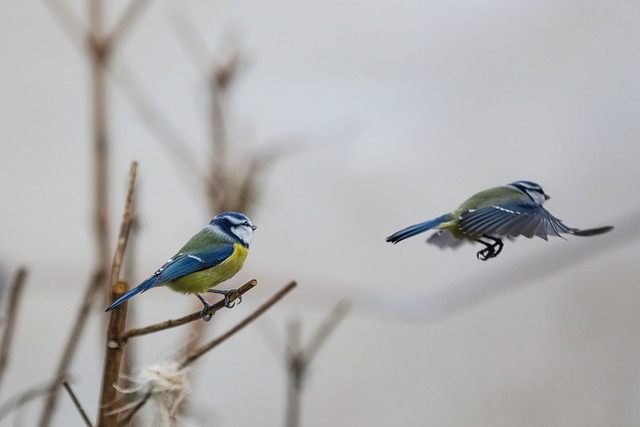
544,194 -> 550,200
251,225 -> 257,230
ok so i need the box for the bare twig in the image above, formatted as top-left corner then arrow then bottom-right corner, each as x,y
118,281 -> 296,422
118,279 -> 258,345
171,7 -> 212,72
113,68 -> 204,192
0,375 -> 65,423
110,0 -> 153,49
88,0 -> 113,294
285,320 -> 302,427
302,301 -> 351,362
97,162 -> 138,427
62,381 -> 94,427
37,269 -> 107,426
0,268 -> 27,392
40,0 -> 86,49
181,281 -> 297,368
285,301 -> 351,427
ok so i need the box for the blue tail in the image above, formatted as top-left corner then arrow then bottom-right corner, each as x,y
105,276 -> 156,312
386,214 -> 452,244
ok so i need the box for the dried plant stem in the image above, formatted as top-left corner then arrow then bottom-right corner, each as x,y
97,162 -> 138,427
62,381 -> 94,427
181,281 -> 297,368
0,268 -> 27,393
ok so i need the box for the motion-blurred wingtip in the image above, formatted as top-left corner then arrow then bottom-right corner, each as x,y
573,225 -> 614,236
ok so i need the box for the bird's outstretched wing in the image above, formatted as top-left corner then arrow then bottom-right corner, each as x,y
458,202 -> 574,240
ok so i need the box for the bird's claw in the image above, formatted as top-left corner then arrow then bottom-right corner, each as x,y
476,237 -> 503,261
222,291 -> 241,309
197,294 -> 215,321
476,248 -> 494,261
207,288 -> 240,309
200,309 -> 213,322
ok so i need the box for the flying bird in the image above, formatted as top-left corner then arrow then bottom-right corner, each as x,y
386,181 -> 613,260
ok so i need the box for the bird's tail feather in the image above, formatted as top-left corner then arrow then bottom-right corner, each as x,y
105,276 -> 156,312
386,214 -> 452,244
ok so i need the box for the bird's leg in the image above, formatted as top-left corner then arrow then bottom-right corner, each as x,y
197,294 -> 214,322
207,288 -> 240,308
486,236 -> 504,257
475,236 -> 503,261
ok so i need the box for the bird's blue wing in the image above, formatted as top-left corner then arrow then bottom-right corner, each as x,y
152,244 -> 235,285
459,202 -> 574,240
105,244 -> 235,312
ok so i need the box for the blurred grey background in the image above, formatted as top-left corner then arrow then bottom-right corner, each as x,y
1,0 -> 639,425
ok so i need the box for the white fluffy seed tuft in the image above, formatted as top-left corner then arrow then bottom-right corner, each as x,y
115,362 -> 192,424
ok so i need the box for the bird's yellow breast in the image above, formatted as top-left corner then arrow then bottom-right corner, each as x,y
167,244 -> 249,294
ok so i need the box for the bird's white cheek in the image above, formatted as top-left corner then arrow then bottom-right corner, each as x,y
527,191 -> 546,205
232,226 -> 253,245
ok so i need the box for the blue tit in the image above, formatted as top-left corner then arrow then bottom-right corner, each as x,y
106,212 -> 256,319
386,180 -> 613,261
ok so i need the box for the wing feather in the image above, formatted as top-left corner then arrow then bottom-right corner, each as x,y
459,202 -> 574,240
152,245 -> 235,285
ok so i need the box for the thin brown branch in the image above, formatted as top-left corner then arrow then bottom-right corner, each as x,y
180,281 -> 297,368
109,162 -> 138,293
62,381 -> 94,427
285,301 -> 350,427
109,0 -> 153,48
0,268 -> 27,392
171,7 -> 212,72
302,301 -> 351,363
113,68 -> 204,191
116,281 -> 295,421
97,162 -> 138,427
285,320 -> 303,427
37,269 -> 107,427
0,375 -> 65,423
119,279 -> 257,344
40,0 -> 86,49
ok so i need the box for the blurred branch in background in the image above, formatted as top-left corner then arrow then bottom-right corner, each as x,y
37,269 -> 107,425
0,268 -> 27,394
40,0 -> 155,425
0,376 -> 66,424
180,281 -> 297,369
285,302 -> 351,427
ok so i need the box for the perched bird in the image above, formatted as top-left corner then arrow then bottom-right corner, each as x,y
386,180 -> 613,260
106,212 -> 256,320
